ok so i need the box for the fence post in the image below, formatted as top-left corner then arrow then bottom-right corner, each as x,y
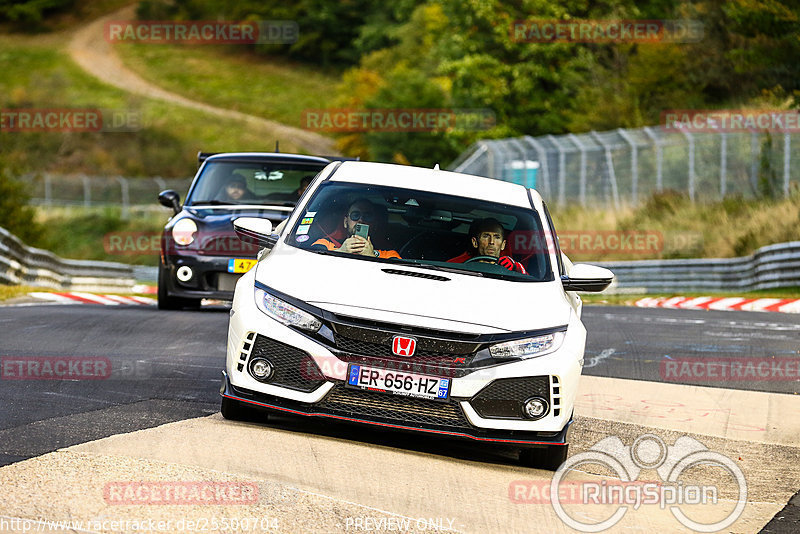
617,128 -> 638,204
590,132 -> 620,210
719,132 -> 727,198
568,133 -> 587,206
643,127 -> 663,191
784,132 -> 791,197
485,141 -> 497,179
153,176 -> 166,196
44,173 -> 52,206
546,135 -> 567,205
81,175 -> 91,208
681,129 -> 696,201
116,176 -> 130,220
750,131 -> 759,193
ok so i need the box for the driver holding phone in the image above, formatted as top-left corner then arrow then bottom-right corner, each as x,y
312,199 -> 401,259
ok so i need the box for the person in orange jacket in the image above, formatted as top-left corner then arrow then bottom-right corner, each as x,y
312,199 -> 401,259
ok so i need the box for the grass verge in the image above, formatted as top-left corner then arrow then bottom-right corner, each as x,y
115,42 -> 339,129
0,285 -> 38,301
550,190 -> 800,261
0,36 -> 312,176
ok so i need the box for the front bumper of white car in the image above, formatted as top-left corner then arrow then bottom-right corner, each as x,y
222,281 -> 586,446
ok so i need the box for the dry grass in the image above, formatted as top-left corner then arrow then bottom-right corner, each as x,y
0,285 -> 38,301
550,189 -> 800,262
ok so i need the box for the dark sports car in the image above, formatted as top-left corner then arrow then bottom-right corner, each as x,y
156,152 -> 333,309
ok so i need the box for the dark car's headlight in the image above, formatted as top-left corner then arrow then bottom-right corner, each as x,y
489,331 -> 565,360
172,218 -> 197,246
254,288 -> 321,332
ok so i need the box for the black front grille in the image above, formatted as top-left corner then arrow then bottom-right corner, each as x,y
317,386 -> 472,430
250,336 -> 325,392
332,334 -> 475,362
470,376 -> 550,419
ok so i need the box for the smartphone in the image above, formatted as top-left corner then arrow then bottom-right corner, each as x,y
354,223 -> 370,238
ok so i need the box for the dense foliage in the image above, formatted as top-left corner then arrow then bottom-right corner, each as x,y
0,0 -> 75,26
133,0 -> 799,166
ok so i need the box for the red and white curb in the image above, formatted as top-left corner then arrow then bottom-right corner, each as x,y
29,292 -> 156,306
635,296 -> 800,313
132,284 -> 157,294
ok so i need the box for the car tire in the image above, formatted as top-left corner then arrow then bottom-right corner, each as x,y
157,262 -> 201,310
220,396 -> 265,422
519,444 -> 569,471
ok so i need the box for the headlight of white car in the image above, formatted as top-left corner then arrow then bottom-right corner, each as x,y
489,331 -> 566,360
172,218 -> 197,246
255,288 -> 321,332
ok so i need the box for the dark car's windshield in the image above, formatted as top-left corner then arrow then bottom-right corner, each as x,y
185,160 -> 325,206
287,182 -> 554,282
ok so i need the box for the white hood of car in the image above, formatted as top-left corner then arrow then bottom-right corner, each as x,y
255,246 -> 571,334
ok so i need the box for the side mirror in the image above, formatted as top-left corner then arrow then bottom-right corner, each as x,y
234,217 -> 277,250
561,263 -> 614,292
158,190 -> 181,215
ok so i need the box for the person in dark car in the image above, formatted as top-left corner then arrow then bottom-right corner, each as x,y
449,217 -> 527,274
294,175 -> 314,200
218,174 -> 253,202
311,199 -> 400,259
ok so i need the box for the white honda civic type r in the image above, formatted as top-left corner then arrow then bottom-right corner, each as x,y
221,160 -> 613,469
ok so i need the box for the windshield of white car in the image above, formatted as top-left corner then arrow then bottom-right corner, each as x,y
185,161 -> 323,206
286,182 -> 554,282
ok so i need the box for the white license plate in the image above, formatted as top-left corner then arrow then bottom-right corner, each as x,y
346,364 -> 450,400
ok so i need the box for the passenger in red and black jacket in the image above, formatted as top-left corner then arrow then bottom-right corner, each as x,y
448,217 -> 527,274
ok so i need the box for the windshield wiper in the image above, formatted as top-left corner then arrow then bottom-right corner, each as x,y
188,200 -> 236,205
390,259 -> 484,277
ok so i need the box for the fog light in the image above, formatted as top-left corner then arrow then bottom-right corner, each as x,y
176,265 -> 193,282
248,358 -> 273,381
522,397 -> 549,419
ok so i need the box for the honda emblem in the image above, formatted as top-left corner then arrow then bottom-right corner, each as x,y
392,336 -> 417,357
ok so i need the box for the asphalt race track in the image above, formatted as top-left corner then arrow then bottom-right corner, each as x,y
0,302 -> 798,533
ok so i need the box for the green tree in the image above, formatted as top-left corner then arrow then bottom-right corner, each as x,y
0,158 -> 41,245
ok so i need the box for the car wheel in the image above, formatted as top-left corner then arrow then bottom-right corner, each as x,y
157,262 -> 200,310
519,444 -> 569,471
221,396 -> 265,422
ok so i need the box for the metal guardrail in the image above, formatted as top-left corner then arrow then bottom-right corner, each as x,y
0,226 -> 135,292
595,241 -> 800,293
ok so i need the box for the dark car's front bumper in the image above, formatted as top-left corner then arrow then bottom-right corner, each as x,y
220,370 -> 572,447
162,253 -> 254,300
